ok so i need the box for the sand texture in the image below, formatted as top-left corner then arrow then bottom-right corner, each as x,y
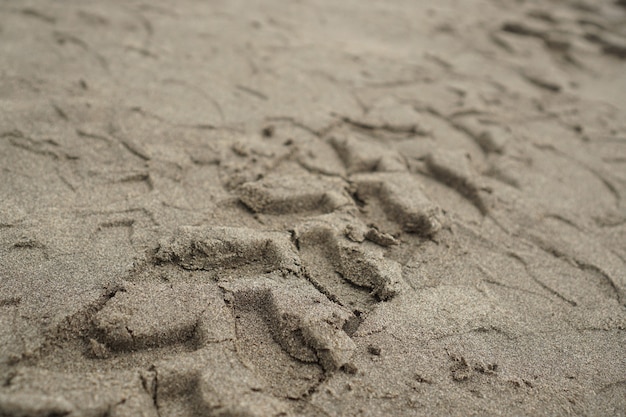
1,0 -> 626,416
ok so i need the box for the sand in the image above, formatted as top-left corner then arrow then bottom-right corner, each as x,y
1,0 -> 625,416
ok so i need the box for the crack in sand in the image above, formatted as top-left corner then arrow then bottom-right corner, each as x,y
507,251 -> 578,307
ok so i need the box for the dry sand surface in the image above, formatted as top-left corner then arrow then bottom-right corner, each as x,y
1,0 -> 626,416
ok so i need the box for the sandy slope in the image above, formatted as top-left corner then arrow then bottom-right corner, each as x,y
1,0 -> 625,415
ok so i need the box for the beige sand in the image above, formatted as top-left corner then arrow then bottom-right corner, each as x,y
1,0 -> 625,415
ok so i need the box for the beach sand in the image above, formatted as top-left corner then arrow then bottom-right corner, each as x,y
1,0 -> 625,415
